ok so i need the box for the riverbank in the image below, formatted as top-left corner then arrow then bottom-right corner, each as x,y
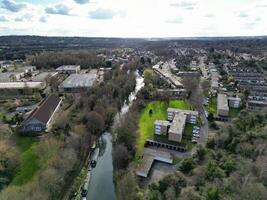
69,70 -> 144,200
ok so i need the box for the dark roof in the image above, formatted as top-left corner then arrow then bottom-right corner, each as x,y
26,95 -> 61,124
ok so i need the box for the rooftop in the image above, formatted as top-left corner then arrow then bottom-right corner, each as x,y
169,113 -> 187,136
0,72 -> 24,82
56,65 -> 80,71
154,120 -> 171,127
167,108 -> 198,116
60,73 -> 96,88
31,72 -> 58,82
25,95 -> 61,124
136,148 -> 172,178
0,81 -> 44,89
218,94 -> 229,111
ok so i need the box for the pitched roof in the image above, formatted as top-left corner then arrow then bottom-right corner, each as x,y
26,95 -> 61,124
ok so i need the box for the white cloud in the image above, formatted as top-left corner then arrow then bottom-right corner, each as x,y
1,0 -> 27,12
45,4 -> 73,16
0,16 -> 8,21
74,0 -> 90,4
89,8 -> 115,19
0,0 -> 266,37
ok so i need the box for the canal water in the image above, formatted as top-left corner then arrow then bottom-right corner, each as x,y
86,71 -> 144,200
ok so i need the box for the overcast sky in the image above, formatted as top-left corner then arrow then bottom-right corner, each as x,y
0,0 -> 266,37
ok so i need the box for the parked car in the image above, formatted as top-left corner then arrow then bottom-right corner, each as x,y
193,126 -> 200,130
193,129 -> 200,134
204,110 -> 208,118
192,138 -> 198,143
193,133 -> 200,138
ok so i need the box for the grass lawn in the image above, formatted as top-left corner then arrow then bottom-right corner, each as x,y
11,136 -> 40,186
136,100 -> 192,160
207,97 -> 217,114
229,108 -> 241,118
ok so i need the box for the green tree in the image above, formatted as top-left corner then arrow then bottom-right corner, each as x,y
179,157 -> 196,174
207,186 -> 219,200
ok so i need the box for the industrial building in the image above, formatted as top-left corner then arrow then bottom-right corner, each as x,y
0,82 -> 44,90
31,72 -> 58,82
59,73 -> 96,93
21,95 -> 62,133
0,72 -> 25,82
217,94 -> 229,116
56,65 -> 81,74
16,66 -> 36,73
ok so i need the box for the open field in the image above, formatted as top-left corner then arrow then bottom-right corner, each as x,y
136,100 -> 192,159
11,136 -> 40,186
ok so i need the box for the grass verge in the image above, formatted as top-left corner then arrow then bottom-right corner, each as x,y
11,136 -> 40,186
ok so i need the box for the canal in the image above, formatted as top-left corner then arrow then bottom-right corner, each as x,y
86,71 -> 144,200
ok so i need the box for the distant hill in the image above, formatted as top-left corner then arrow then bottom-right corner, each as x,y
0,35 -> 267,60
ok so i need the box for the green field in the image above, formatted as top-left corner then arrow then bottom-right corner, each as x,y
229,108 -> 241,118
207,97 -> 217,114
11,136 -> 40,186
136,100 -> 192,159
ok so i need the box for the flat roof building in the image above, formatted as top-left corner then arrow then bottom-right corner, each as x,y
168,113 -> 187,143
56,65 -> 80,74
228,96 -> 241,108
154,120 -> 171,136
59,73 -> 96,93
217,94 -> 229,116
16,66 -> 36,73
0,72 -> 25,82
136,148 -> 173,178
31,72 -> 58,82
247,100 -> 267,111
167,108 -> 198,124
0,82 -> 44,90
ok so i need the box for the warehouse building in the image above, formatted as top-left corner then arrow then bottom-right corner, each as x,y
0,72 -> 25,82
59,73 -> 96,93
56,65 -> 80,74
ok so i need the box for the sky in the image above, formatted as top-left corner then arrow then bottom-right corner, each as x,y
0,0 -> 266,37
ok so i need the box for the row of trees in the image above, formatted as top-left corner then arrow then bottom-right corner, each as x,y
27,50 -> 107,69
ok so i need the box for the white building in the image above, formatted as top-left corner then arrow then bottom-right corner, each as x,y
56,65 -> 81,74
228,96 -> 241,108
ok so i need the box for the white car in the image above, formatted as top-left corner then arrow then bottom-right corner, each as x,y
193,129 -> 200,134
193,133 -> 200,138
193,126 -> 200,130
192,138 -> 198,143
